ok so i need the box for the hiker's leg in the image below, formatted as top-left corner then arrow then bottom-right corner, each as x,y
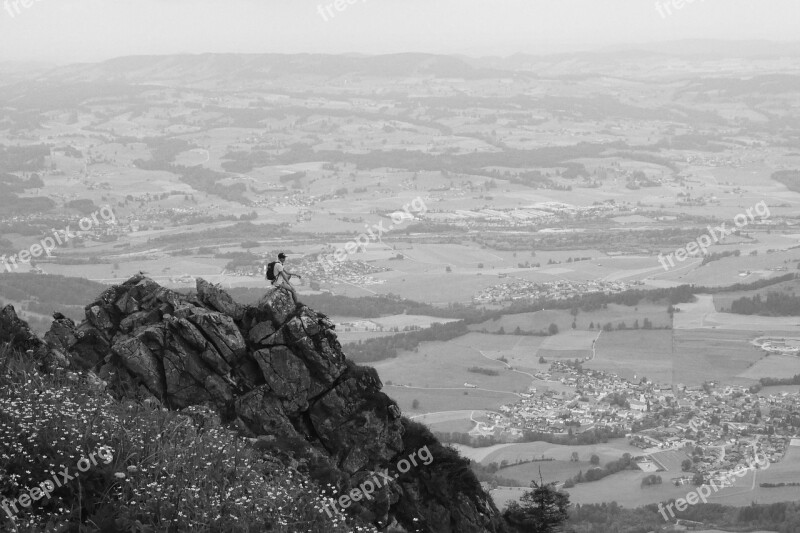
285,285 -> 299,305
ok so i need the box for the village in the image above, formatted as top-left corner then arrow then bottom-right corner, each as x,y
467,360 -> 794,486
473,279 -> 635,304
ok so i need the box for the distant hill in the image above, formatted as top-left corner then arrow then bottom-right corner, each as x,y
39,52 -> 503,85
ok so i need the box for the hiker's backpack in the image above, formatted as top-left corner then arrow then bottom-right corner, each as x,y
266,261 -> 278,281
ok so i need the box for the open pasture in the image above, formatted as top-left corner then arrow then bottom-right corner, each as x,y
494,464 -> 800,510
738,354 -> 800,382
673,328 -> 767,386
383,386 -> 518,413
649,449 -> 691,473
758,444 -> 800,486
540,330 -> 599,350
659,247 -> 800,288
449,333 -> 547,371
361,269 -> 506,304
676,294 -> 800,331
713,278 -> 800,312
479,439 -> 642,466
410,410 -> 501,433
368,338 -> 524,390
470,303 -> 671,335
586,330 -> 673,384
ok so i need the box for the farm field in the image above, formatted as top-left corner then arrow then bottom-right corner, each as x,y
536,349 -> 591,361
649,449 -> 691,473
759,384 -> 800,395
383,386 -> 517,413
435,332 -> 549,374
496,460 -> 585,486
586,330 -> 673,384
451,443 -> 518,463
713,278 -> 800,311
478,439 -> 643,466
647,232 -> 800,288
336,330 -> 400,343
673,328 -> 770,386
756,444 -> 800,485
470,304 -> 673,334
343,268 -> 502,303
539,330 -> 599,351
332,314 -> 460,343
493,464 -> 800,510
369,336 -> 531,392
675,294 -> 800,330
738,354 -> 800,381
410,410 -> 494,434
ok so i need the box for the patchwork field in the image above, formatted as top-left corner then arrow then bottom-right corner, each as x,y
383,386 -> 518,414
494,464 -> 800,511
586,330 -> 673,384
673,328 -> 772,386
478,439 -> 643,466
676,294 -> 800,331
471,304 -> 672,335
332,314 -> 460,343
758,444 -> 800,485
738,354 -> 800,381
410,410 -> 489,434
370,335 -> 529,389
713,278 -> 800,311
650,449 -> 691,473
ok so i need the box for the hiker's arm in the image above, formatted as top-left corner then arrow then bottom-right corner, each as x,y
285,268 -> 302,279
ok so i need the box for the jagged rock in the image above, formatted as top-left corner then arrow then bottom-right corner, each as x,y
0,305 -> 65,370
17,276 -> 507,533
254,346 -> 323,413
184,308 -> 246,366
257,287 -> 297,327
196,279 -> 245,321
248,320 -> 276,345
112,333 -> 167,399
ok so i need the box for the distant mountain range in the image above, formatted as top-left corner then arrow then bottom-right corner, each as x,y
1,40 -> 798,87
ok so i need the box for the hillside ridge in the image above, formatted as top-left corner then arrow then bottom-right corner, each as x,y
0,275 -> 506,533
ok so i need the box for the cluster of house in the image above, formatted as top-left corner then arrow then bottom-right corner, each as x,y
685,154 -> 744,168
251,193 -> 321,209
425,201 -> 618,229
492,361 -> 794,476
473,279 -> 631,304
495,362 -> 648,436
300,257 -> 388,286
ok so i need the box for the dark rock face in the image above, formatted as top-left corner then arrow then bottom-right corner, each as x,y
0,276 -> 506,533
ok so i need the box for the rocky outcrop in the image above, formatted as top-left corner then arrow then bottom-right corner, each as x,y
1,276 -> 508,533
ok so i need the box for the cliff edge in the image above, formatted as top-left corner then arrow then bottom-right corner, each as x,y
1,275 -> 507,533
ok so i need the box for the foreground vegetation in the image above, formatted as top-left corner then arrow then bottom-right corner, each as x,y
0,344 -> 378,533
567,500 -> 800,532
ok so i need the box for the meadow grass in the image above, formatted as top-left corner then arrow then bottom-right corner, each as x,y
0,344 -> 377,533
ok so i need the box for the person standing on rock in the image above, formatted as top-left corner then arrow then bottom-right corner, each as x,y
267,253 -> 302,305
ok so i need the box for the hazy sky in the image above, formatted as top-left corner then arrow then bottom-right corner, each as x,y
0,0 -> 798,64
